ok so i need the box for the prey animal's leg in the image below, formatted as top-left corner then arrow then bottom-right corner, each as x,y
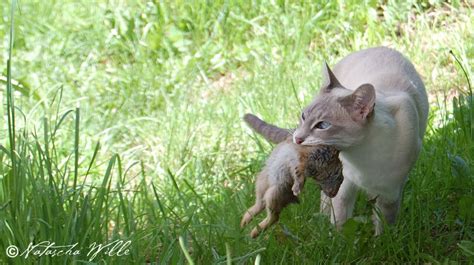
250,186 -> 284,238
291,164 -> 306,196
250,207 -> 281,238
240,201 -> 265,228
241,173 -> 268,227
330,179 -> 358,229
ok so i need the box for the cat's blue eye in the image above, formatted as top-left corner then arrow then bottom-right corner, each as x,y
315,121 -> 331,129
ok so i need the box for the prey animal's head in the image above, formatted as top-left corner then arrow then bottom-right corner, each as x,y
293,63 -> 376,149
305,145 -> 343,198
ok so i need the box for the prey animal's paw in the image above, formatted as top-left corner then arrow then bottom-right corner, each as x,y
250,226 -> 262,238
240,213 -> 252,228
292,187 -> 301,196
292,183 -> 302,196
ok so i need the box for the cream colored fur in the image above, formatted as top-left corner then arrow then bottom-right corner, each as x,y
294,47 -> 429,234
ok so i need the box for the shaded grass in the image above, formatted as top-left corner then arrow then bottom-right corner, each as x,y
0,0 -> 473,264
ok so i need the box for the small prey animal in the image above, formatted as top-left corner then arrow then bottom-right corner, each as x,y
241,114 -> 343,238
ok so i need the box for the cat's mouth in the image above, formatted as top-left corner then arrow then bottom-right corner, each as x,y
299,140 -> 324,146
292,135 -> 325,146
300,139 -> 335,147
300,139 -> 348,151
293,133 -> 344,149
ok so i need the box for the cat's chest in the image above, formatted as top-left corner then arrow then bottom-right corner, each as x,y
339,147 -> 403,195
339,155 -> 374,184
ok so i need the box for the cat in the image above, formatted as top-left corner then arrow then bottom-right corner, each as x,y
246,47 -> 429,235
241,114 -> 343,238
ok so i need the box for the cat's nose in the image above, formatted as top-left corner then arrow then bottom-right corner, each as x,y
294,137 -> 304,145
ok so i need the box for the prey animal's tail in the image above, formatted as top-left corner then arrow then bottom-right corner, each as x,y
243,113 -> 293,144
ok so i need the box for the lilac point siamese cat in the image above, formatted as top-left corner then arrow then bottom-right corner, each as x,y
250,46 -> 429,234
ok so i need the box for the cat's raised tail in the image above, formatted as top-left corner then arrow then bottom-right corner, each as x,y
243,113 -> 292,144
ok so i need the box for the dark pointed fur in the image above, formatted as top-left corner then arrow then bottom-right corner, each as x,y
243,113 -> 293,144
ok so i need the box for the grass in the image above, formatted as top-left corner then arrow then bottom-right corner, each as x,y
0,0 -> 473,263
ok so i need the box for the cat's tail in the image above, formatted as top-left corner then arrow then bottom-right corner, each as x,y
243,113 -> 292,144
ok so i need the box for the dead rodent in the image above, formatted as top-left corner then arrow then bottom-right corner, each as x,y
241,138 -> 343,238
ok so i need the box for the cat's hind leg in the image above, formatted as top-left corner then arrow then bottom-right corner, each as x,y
372,192 -> 401,236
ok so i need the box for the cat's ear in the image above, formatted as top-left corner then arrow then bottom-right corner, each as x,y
321,62 -> 342,92
340,84 -> 376,122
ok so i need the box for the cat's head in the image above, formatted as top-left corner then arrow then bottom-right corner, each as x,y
293,63 -> 376,149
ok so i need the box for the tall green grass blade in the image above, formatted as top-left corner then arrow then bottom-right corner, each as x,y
83,141 -> 101,183
179,235 -> 195,265
6,0 -> 16,179
73,105 -> 80,189
225,243 -> 232,265
450,50 -> 473,140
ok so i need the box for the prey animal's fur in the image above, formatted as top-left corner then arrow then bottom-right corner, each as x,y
241,114 -> 343,238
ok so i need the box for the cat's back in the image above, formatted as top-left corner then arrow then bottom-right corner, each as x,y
334,47 -> 423,95
334,46 -> 429,137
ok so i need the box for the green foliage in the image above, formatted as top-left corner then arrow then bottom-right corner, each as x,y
0,0 -> 473,264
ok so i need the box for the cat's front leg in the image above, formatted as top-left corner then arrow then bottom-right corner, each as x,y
320,191 -> 331,216
329,179 -> 358,229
